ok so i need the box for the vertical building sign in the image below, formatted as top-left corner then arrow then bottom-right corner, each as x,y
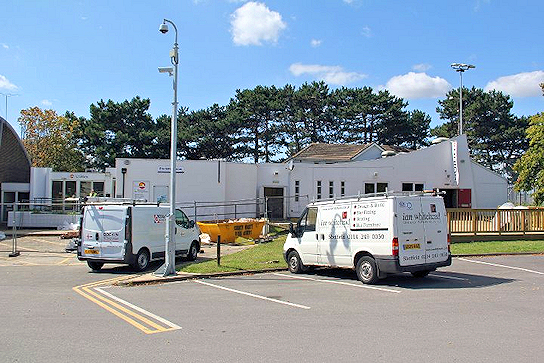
451,140 -> 459,186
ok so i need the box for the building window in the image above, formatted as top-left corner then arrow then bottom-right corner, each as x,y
329,181 -> 334,198
316,181 -> 322,200
402,183 -> 424,192
93,182 -> 105,197
402,183 -> 413,192
365,182 -> 388,194
341,181 -> 345,197
377,183 -> 388,193
295,180 -> 300,202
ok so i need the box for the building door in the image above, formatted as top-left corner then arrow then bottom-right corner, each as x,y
264,187 -> 284,220
441,189 -> 458,208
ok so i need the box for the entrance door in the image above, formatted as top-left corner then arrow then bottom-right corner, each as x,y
264,187 -> 284,219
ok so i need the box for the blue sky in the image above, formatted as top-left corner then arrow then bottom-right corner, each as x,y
1,0 -> 543,137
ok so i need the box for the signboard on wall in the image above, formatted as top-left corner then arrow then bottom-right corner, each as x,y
133,180 -> 150,201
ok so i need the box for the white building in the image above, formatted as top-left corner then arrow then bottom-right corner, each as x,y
22,135 -> 507,223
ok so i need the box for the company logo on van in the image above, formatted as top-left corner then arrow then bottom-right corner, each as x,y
138,182 -> 146,190
399,201 -> 413,210
153,214 -> 167,224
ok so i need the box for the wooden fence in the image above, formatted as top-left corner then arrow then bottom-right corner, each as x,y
448,208 -> 544,235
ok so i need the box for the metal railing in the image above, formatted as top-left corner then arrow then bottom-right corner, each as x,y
448,208 -> 544,235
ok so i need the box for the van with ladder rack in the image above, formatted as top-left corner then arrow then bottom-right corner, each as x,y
77,198 -> 200,272
284,192 -> 451,284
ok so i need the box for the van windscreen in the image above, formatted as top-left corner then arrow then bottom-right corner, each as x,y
84,208 -> 125,231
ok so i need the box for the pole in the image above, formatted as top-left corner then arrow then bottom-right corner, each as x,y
459,71 -> 463,135
9,203 -> 20,257
165,20 -> 179,276
217,235 -> 221,266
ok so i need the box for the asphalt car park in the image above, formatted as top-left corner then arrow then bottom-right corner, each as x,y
1,252 -> 543,362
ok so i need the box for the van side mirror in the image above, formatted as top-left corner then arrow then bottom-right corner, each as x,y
289,223 -> 296,238
188,220 -> 195,228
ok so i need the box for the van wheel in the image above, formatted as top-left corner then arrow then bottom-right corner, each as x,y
356,256 -> 379,284
132,249 -> 150,272
287,251 -> 305,274
411,270 -> 430,278
87,261 -> 104,271
187,242 -> 198,261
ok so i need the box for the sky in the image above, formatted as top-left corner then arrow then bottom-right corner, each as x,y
1,0 -> 543,137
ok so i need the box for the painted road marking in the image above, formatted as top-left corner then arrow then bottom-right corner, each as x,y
73,276 -> 181,334
428,273 -> 469,281
273,272 -> 401,293
458,258 -> 544,275
195,280 -> 311,310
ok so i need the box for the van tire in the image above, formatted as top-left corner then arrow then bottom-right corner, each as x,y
87,261 -> 104,271
132,249 -> 150,272
411,270 -> 430,278
356,256 -> 379,284
187,241 -> 198,261
287,251 -> 305,274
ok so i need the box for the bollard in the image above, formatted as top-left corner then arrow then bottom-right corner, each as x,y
9,203 -> 20,257
217,235 -> 221,266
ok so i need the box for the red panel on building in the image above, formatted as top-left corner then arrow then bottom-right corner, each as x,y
458,189 -> 472,208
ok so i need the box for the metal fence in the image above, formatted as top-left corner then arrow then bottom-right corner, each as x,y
448,208 -> 544,235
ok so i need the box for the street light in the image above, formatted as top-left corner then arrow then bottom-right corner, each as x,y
450,63 -> 475,135
0,93 -> 19,121
156,18 -> 179,277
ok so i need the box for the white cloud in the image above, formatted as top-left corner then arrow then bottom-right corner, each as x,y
484,71 -> 544,97
310,39 -> 322,47
361,26 -> 372,38
412,63 -> 432,72
230,1 -> 287,46
41,99 -> 53,106
1,43 -> 8,49
0,75 -> 18,91
385,72 -> 451,99
289,63 -> 367,86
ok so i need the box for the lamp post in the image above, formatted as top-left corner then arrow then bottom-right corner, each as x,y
450,63 -> 475,135
0,93 -> 19,121
157,19 -> 179,276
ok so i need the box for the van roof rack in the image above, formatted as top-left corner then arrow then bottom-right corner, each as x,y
83,197 -> 159,206
309,190 -> 444,204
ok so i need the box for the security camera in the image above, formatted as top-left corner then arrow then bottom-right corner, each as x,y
158,66 -> 174,74
159,23 -> 169,34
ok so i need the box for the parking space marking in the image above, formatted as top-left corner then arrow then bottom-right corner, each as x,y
458,258 -> 544,275
272,273 -> 401,293
73,276 -> 181,334
428,273 -> 469,281
195,280 -> 311,310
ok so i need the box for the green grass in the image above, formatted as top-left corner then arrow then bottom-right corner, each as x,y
178,236 -> 544,274
179,235 -> 287,274
451,240 -> 544,255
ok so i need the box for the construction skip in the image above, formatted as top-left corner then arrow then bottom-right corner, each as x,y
284,193 -> 452,284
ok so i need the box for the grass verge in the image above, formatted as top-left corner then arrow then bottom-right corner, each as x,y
179,235 -> 287,274
451,240 -> 544,255
179,237 -> 544,274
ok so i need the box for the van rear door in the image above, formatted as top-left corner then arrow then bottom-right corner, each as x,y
420,197 -> 449,264
81,205 -> 126,260
396,197 -> 426,267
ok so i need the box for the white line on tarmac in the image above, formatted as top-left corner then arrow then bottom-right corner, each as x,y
95,287 -> 182,330
195,280 -> 311,310
458,258 -> 544,275
272,272 -> 401,293
428,273 -> 469,281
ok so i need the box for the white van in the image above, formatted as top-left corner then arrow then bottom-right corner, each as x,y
283,193 -> 451,284
77,203 -> 200,271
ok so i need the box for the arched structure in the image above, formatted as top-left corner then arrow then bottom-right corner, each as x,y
0,116 -> 31,183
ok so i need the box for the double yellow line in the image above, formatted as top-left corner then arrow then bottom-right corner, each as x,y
73,276 -> 181,334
